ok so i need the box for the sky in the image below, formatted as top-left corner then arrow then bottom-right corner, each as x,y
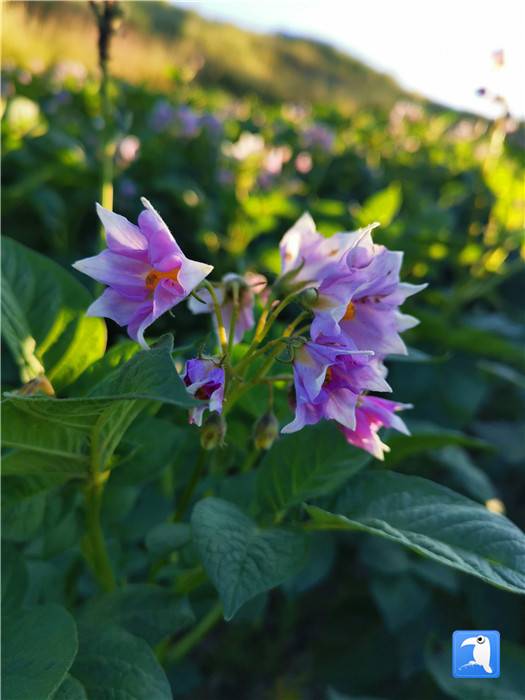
175,0 -> 525,118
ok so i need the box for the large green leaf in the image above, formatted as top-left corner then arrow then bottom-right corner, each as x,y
192,497 -> 308,620
1,236 -> 106,389
4,335 -> 197,420
79,585 -> 194,645
2,604 -> 78,700
51,675 -> 88,700
256,423 -> 369,513
72,624 -> 171,700
306,471 -> 525,594
1,543 -> 28,609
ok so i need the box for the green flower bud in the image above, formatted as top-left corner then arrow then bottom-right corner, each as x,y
200,412 -> 226,451
298,287 -> 318,308
253,411 -> 279,450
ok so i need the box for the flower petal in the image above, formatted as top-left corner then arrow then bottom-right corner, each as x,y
73,250 -> 149,299
85,287 -> 147,326
96,203 -> 148,260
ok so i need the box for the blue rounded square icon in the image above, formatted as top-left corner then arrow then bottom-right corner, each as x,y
452,630 -> 500,679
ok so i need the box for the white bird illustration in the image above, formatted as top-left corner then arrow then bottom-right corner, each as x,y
460,635 -> 492,673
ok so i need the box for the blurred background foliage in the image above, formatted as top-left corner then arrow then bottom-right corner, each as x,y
2,1 -> 525,699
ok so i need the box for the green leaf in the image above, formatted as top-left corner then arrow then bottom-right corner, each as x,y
72,624 -> 171,700
305,471 -> 525,594
426,639 -> 525,700
112,417 -> 186,486
256,423 -> 369,512
79,585 -> 194,645
352,182 -> 402,227
1,401 -> 89,464
192,497 -> 308,620
4,335 -> 198,422
2,604 -> 78,700
1,543 -> 28,609
2,477 -> 48,542
51,675 -> 87,700
1,236 -> 106,390
65,340 -> 141,397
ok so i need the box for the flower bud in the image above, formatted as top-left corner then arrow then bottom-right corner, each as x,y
17,375 -> 55,397
253,411 -> 279,450
298,287 -> 318,308
200,412 -> 226,450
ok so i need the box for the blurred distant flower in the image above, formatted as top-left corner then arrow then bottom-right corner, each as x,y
174,105 -> 201,138
199,112 -> 223,138
223,132 -> 265,160
118,177 -> 138,200
447,119 -> 487,142
117,135 -> 140,166
295,151 -> 313,174
492,49 -> 505,68
183,358 -> 225,426
52,60 -> 87,87
282,103 -> 310,123
218,168 -> 234,186
17,70 -> 32,86
389,101 -> 424,132
301,123 -> 335,152
73,198 -> 213,348
45,90 -> 72,115
263,145 -> 292,175
150,99 -> 176,132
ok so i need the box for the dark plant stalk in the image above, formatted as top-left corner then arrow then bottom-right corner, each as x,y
89,1 -> 121,245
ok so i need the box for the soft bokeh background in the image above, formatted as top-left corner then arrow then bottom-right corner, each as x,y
2,2 -> 525,698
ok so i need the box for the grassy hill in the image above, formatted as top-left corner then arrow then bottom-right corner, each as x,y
3,0 -> 411,110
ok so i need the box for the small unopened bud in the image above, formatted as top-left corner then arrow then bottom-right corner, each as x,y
253,411 -> 279,450
200,412 -> 226,450
17,375 -> 55,397
298,287 -> 318,308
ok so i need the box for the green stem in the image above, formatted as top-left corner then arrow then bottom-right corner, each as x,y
203,281 -> 228,357
173,449 -> 207,522
165,602 -> 223,664
227,282 -> 240,355
84,476 -> 116,592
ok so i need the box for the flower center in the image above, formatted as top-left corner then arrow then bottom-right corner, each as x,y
342,301 -> 356,321
145,268 -> 179,292
323,367 -> 333,387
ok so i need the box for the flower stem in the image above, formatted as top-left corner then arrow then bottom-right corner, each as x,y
203,280 -> 228,356
173,449 -> 207,522
84,475 -> 116,592
227,282 -> 241,355
165,602 -> 223,664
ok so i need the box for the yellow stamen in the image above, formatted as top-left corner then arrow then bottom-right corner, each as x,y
343,301 -> 356,321
145,268 -> 179,292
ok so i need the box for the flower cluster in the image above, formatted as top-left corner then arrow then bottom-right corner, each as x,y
74,200 -> 424,458
279,213 -> 425,458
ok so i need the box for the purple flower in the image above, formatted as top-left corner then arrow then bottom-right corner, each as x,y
279,213 -> 426,357
183,358 -> 225,426
73,198 -> 213,348
339,396 -> 411,460
175,106 -> 201,138
311,242 -> 426,356
282,341 -> 387,434
188,272 -> 267,344
150,100 -> 176,132
301,123 -> 335,152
